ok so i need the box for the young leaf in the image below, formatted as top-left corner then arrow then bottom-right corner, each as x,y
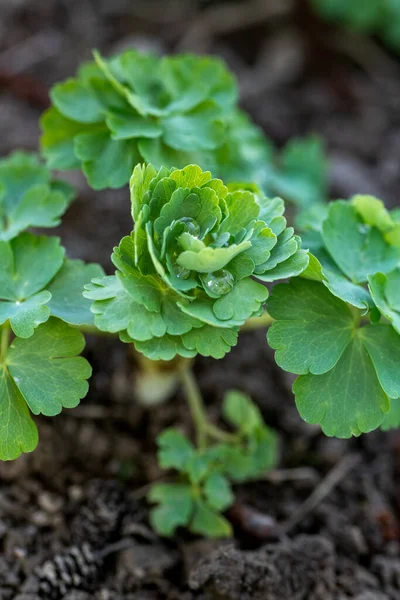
148,483 -> 193,536
294,333 -> 390,437
203,473 -> 234,512
268,279 -> 355,375
268,278 -> 400,437
157,428 -> 195,470
213,279 -> 269,322
191,500 -> 232,538
181,325 -> 238,359
322,201 -> 400,284
134,335 -> 197,361
0,234 -> 65,337
0,151 -> 74,241
222,390 -> 263,433
7,318 -> 92,416
0,368 -> 38,461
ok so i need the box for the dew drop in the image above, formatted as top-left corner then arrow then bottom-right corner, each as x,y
179,217 -> 200,237
171,260 -> 191,280
357,223 -> 369,235
203,269 -> 234,295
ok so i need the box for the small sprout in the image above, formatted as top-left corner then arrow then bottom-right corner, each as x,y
148,390 -> 277,538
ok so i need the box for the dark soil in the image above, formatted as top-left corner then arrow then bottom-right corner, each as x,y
1,1 -> 400,598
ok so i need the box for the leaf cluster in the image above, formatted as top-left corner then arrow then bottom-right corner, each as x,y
0,152 -> 103,460
268,195 -> 400,437
41,50 -> 237,190
84,163 -> 309,360
41,47 -> 329,212
311,0 -> 400,52
0,151 -> 75,241
148,390 -> 277,537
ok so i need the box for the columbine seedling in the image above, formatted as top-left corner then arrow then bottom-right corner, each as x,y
82,163 -> 307,360
40,48 -> 328,214
1,48 -> 400,539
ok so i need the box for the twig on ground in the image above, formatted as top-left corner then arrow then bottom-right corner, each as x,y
0,31 -> 64,74
281,452 -> 362,535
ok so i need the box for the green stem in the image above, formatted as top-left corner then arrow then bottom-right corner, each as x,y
242,311 -> 274,332
181,369 -> 208,450
180,369 -> 238,450
204,422 -> 239,443
0,323 -> 10,364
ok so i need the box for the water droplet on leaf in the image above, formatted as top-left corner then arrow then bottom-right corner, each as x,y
203,270 -> 234,295
179,217 -> 200,237
357,223 -> 370,235
172,260 -> 191,280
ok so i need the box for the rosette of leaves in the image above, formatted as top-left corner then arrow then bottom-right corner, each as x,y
267,195 -> 400,438
41,49 -> 237,190
148,390 -> 277,538
0,151 -> 75,241
84,164 -> 309,361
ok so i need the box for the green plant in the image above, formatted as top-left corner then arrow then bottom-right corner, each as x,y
40,48 -> 329,214
41,50 -> 237,190
268,195 -> 400,437
149,390 -> 277,537
0,151 -> 103,460
2,47 -> 400,541
311,0 -> 400,52
82,163 -> 308,360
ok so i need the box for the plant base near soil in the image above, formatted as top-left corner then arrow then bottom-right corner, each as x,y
1,332 -> 400,599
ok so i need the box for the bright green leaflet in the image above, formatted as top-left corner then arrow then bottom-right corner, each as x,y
7,319 -> 92,416
268,279 -> 355,375
322,201 -> 400,284
0,151 -> 74,242
0,368 -> 38,461
0,234 -> 65,337
0,319 -> 91,460
294,330 -> 390,438
268,279 -> 400,437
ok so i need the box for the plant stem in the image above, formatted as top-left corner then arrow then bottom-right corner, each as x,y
181,368 -> 208,450
0,323 -> 10,364
242,311 -> 274,331
180,369 -> 239,450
